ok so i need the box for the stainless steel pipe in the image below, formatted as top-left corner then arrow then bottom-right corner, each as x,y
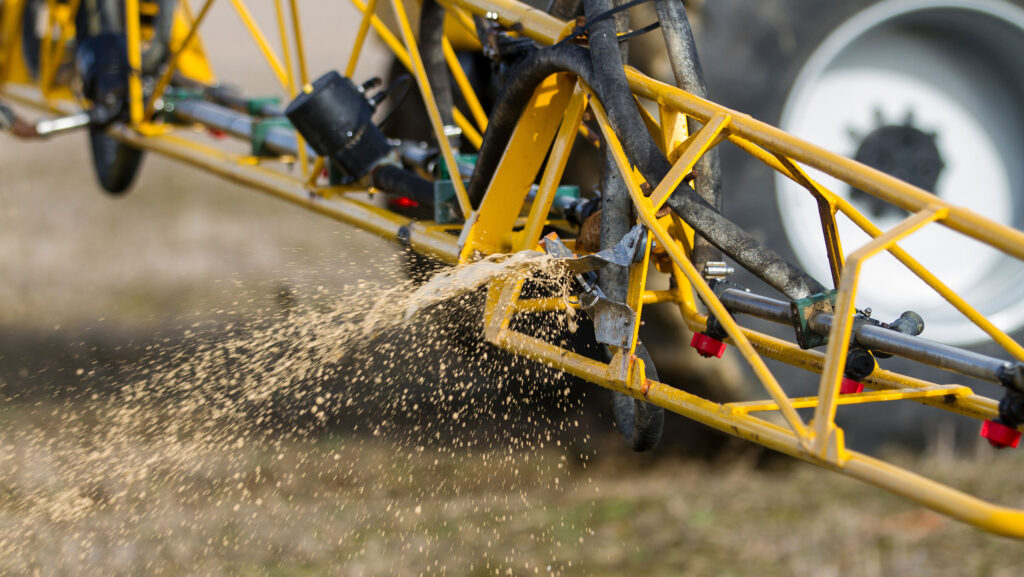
716,287 -> 1015,386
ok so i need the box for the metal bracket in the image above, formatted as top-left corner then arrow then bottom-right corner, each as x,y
245,96 -> 282,116
251,117 -> 294,157
791,290 -> 836,349
542,225 -> 645,349
579,281 -> 636,349
542,223 -> 644,275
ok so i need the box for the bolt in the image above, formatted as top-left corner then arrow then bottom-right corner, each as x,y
702,261 -> 735,279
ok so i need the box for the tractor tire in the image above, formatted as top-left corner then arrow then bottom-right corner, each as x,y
78,0 -> 174,195
695,0 -> 1024,448
89,125 -> 144,194
20,0 -> 45,78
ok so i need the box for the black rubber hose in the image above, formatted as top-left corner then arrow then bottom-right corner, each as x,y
583,0 -> 670,184
601,140 -> 664,452
372,164 -> 436,207
664,191 -> 828,299
419,0 -> 458,144
653,0 -> 722,268
598,153 -> 632,303
592,0 -> 655,450
467,44 -> 592,207
588,0 -> 663,453
468,43 -> 825,300
611,0 -> 630,61
653,0 -> 707,103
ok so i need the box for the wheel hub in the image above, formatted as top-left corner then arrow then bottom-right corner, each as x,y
776,0 -> 1024,345
850,113 -> 945,217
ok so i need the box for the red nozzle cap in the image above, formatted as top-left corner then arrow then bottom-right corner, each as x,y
840,378 -> 864,395
981,420 -> 1021,449
690,332 -> 726,358
388,196 -> 419,209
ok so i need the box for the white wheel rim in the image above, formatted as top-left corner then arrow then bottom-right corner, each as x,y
776,0 -> 1024,345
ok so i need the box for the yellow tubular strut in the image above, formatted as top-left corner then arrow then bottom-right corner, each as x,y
229,0 -> 289,89
515,83 -> 588,252
272,0 -> 309,176
287,0 -> 308,88
390,0 -> 472,219
2,0 -> 1024,540
442,38 -> 487,132
346,0 -> 380,77
126,0 -> 145,124
40,0 -> 80,94
348,0 -> 483,149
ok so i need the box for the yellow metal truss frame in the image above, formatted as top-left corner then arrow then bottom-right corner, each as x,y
1,0 -> 1024,538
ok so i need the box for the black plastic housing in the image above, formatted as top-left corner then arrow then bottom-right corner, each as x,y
285,71 -> 391,180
